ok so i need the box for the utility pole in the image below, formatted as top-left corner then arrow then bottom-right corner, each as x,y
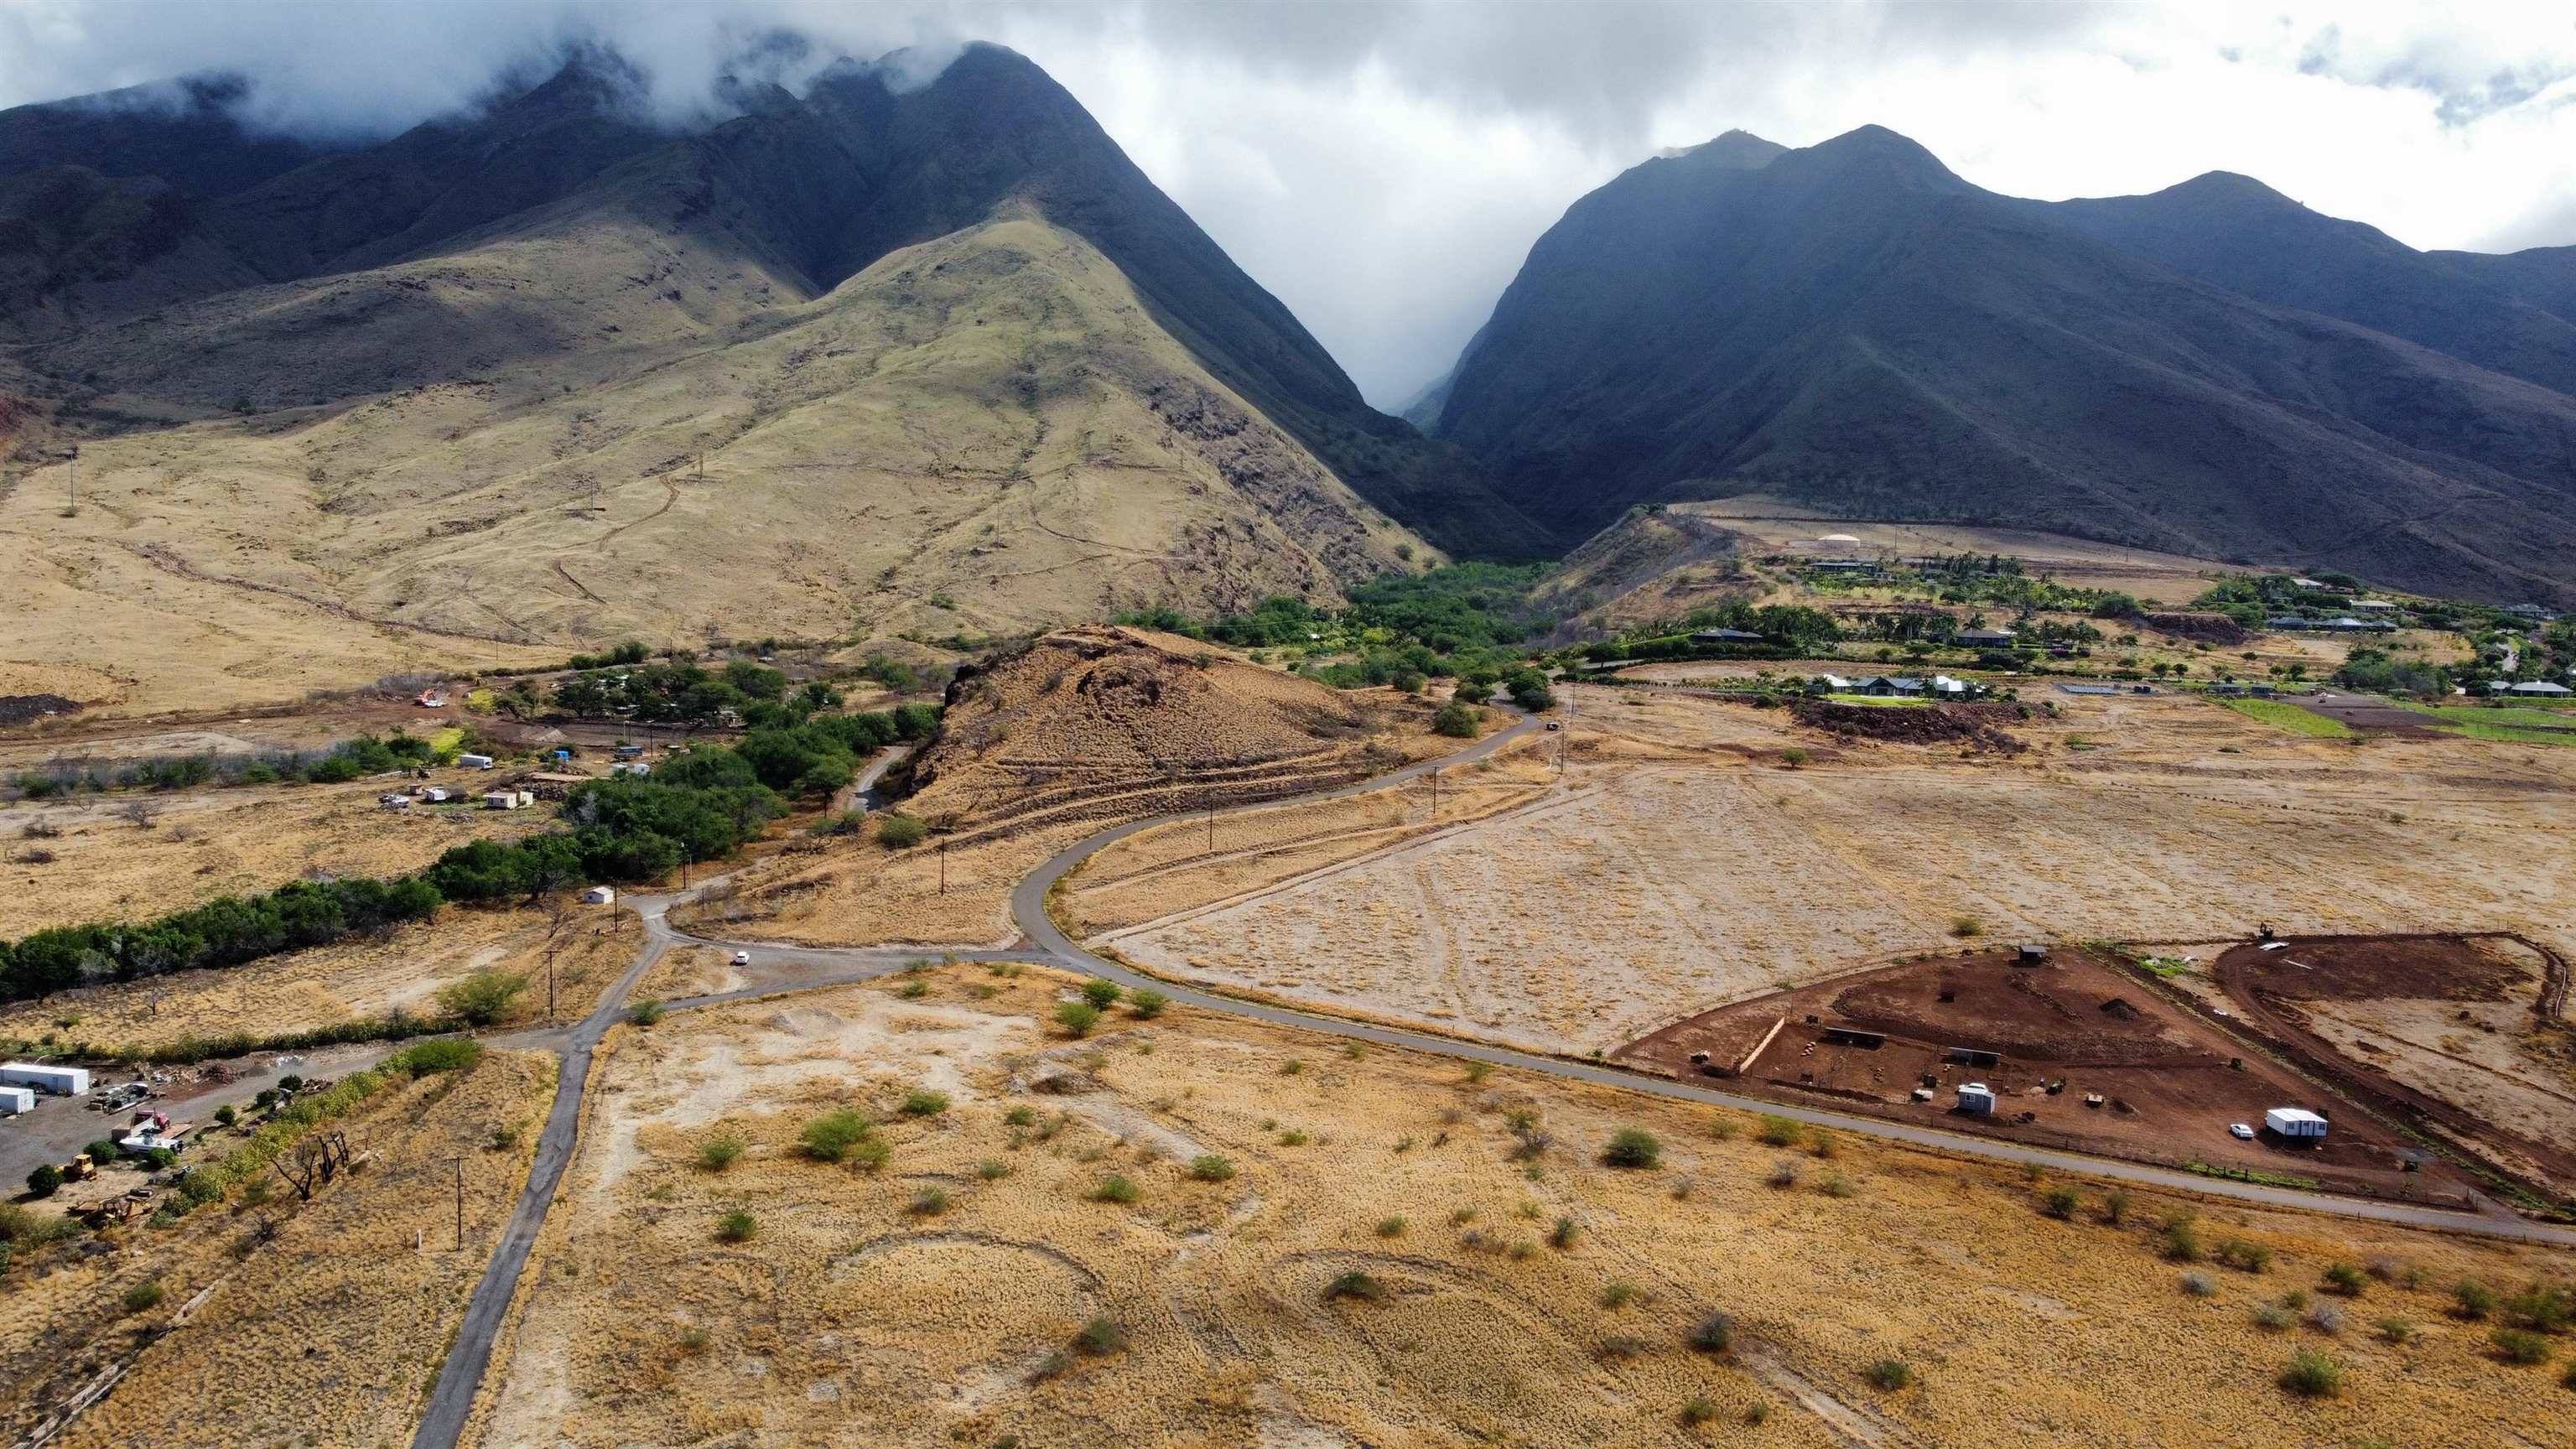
1430,766 -> 1440,819
452,1157 -> 465,1250
1205,808 -> 1214,854
545,945 -> 558,1023
938,842 -> 948,896
65,445 -> 76,515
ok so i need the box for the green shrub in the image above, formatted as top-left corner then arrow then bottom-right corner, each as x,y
1129,988 -> 1168,1019
2252,1301 -> 2296,1332
387,1038 -> 483,1075
2216,1238 -> 2271,1274
1599,1280 -> 1639,1310
976,1159 -> 1010,1181
2492,1327 -> 2551,1365
2322,1260 -> 2366,1296
2454,1280 -> 2500,1319
698,1134 -> 746,1171
2180,1271 -> 2217,1297
1680,1396 -> 1718,1426
802,1109 -> 876,1162
900,1088 -> 950,1117
121,1279 -> 165,1313
1753,1114 -> 1801,1147
1005,1105 -> 1037,1128
1688,1311 -> 1733,1354
1080,979 -> 1121,1010
910,1187 -> 949,1217
1189,1155 -> 1236,1182
435,969 -> 530,1026
2505,1281 -> 2573,1333
1550,1215 -> 1581,1249
1862,1358 -> 1914,1391
873,814 -> 928,849
1093,1175 -> 1141,1204
2043,1186 -> 2080,1219
627,999 -> 666,1026
213,1104 -> 236,1127
1075,1315 -> 1127,1355
715,1209 -> 757,1243
1602,1127 -> 1662,1169
1432,701 -> 1482,738
2375,1316 -> 2414,1344
1325,1271 -> 1384,1302
2162,1218 -> 2205,1263
1374,1216 -> 1407,1238
86,1140 -> 122,1169
2277,1348 -> 2344,1398
1053,1000 -> 1101,1037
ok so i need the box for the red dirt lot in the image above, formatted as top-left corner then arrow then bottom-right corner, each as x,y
2209,932 -> 2576,1202
1615,946 -> 2470,1202
2277,691 -> 2440,735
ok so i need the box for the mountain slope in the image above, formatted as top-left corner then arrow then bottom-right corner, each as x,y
1431,127 -> 2576,603
0,44 -> 1501,710
0,44 -> 1540,559
2044,174 -> 2576,397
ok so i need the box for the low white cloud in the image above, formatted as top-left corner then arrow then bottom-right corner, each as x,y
2,0 -> 2571,403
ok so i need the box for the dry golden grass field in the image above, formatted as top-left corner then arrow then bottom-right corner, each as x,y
1100,684 -> 2576,1056
0,1049 -> 553,1449
0,777 -> 548,940
460,969 -> 2574,1449
0,904 -> 638,1057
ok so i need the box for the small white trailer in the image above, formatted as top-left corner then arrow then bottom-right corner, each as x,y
2265,1107 -> 2328,1140
1955,1082 -> 1997,1116
457,753 -> 496,770
0,1086 -> 35,1116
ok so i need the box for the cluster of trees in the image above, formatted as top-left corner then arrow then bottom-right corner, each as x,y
0,707 -> 941,1004
2333,647 -> 2450,698
551,657 -> 937,734
13,731 -> 461,799
1118,564 -> 1558,684
1,876 -> 442,1003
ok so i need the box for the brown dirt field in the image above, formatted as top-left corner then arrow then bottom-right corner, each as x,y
0,1050 -> 554,1448
463,969 -> 2573,1448
1104,686 -> 2576,1057
672,823 -> 1084,949
1615,948 -> 2458,1200
2276,693 -> 2443,736
0,776 -> 549,940
633,944 -> 748,1003
2210,935 -> 2576,1200
0,905 -> 638,1056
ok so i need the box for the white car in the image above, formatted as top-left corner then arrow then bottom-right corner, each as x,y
2228,1122 -> 2256,1140
731,950 -> 752,967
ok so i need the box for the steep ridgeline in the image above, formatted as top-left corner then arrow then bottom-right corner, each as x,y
1426,127 -> 2576,605
0,44 -> 1538,702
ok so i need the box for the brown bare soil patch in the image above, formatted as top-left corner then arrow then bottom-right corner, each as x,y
464,969 -> 2573,1449
907,626 -> 1427,837
1617,948 -> 2457,1200
2211,934 -> 2576,1201
1789,698 -> 2030,752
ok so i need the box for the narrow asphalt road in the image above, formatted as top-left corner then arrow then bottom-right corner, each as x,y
407,705 -> 2576,1447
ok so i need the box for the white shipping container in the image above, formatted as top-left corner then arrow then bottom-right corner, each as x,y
0,1085 -> 35,1115
2265,1107 -> 2328,1139
0,1062 -> 92,1095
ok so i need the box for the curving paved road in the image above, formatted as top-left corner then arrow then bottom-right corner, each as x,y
410,706 -> 2576,1447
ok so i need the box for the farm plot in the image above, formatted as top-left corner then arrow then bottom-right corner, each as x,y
460,967 -> 2576,1449
1105,691 -> 2576,1057
2210,935 -> 2576,1201
1615,948 -> 2459,1201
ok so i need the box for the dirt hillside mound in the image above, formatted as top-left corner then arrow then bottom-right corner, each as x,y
1790,699 -> 2029,753
904,626 -> 1396,831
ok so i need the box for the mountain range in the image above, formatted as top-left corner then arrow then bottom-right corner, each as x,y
1422,127 -> 2576,605
3,43 -> 2573,701
0,42 -> 1539,706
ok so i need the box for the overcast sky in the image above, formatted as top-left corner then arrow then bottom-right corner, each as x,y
5,1 -> 2574,405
